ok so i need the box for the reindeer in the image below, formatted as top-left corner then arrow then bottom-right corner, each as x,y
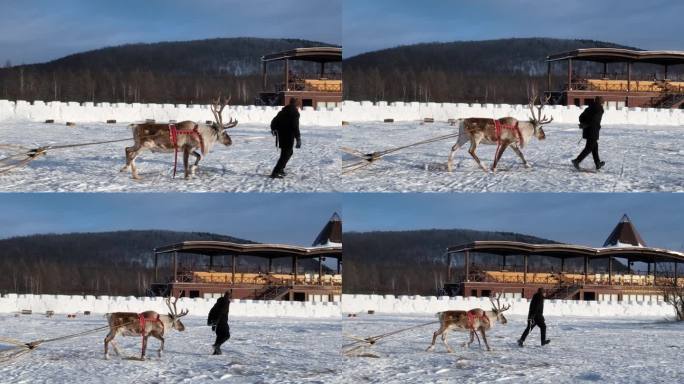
447,93 -> 553,173
103,297 -> 189,360
426,293 -> 511,353
121,96 -> 238,179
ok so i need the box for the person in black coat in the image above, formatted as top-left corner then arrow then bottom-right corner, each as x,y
270,97 -> 301,178
207,291 -> 231,355
572,96 -> 605,170
518,287 -> 550,347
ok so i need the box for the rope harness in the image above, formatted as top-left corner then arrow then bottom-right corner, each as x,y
0,138 -> 132,175
466,309 -> 490,331
342,320 -> 439,356
342,132 -> 461,175
138,313 -> 165,356
169,123 -> 204,178
494,119 -> 523,151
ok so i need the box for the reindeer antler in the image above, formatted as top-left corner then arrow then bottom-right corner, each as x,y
489,292 -> 511,313
528,89 -> 554,127
166,296 -> 189,318
210,94 -> 238,129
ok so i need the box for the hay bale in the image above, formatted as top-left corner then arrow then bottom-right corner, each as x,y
84,311 -> 91,316
145,119 -> 156,123
169,119 -> 177,123
423,117 -> 435,123
66,122 -> 76,127
447,118 -> 457,125
21,309 -> 32,315
46,310 -> 54,318
383,118 -> 394,123
341,121 -> 350,126
44,119 -> 55,124
367,310 -> 375,315
106,119 -> 116,124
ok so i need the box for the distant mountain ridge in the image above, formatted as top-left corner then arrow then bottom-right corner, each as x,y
0,37 -> 339,104
0,230 -> 319,296
343,37 -> 640,103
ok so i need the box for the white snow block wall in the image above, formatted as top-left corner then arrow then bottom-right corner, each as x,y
0,100 -> 342,127
341,294 -> 676,318
0,294 -> 341,319
342,101 -> 684,126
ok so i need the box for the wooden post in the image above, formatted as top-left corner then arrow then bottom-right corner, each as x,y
337,258 -> 341,274
502,254 -> 507,270
284,59 -> 289,92
268,258 -> 273,273
675,262 -> 679,287
608,257 -> 613,286
583,255 -> 588,284
209,255 -> 214,271
446,252 -> 452,281
627,62 -> 632,92
465,250 -> 470,282
293,256 -> 298,285
319,257 -> 323,285
653,259 -> 657,287
547,61 -> 552,92
173,252 -> 178,282
603,62 -> 607,78
231,255 -> 236,284
561,257 -> 565,273
320,62 -> 325,78
568,59 -> 573,90
664,65 -> 669,80
262,61 -> 267,90
154,252 -> 158,281
523,255 -> 528,284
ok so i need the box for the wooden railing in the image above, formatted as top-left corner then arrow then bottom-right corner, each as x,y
481,270 -> 683,287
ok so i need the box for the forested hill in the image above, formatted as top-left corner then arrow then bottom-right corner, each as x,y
0,230 -> 252,296
0,37 -> 338,104
343,37 -> 636,103
344,228 -> 625,296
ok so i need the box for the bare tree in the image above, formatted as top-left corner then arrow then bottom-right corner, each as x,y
661,279 -> 684,321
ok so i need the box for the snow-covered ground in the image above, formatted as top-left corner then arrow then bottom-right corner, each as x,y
0,122 -> 339,192
341,314 -> 684,384
0,314 -> 341,383
341,122 -> 684,192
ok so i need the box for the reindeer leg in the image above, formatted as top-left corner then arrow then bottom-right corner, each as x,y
183,147 -> 191,180
120,146 -> 135,172
480,329 -> 490,351
191,150 -> 202,175
104,332 -> 114,359
441,329 -> 454,353
129,148 -> 142,180
447,136 -> 468,172
491,142 -> 509,172
151,334 -> 165,358
141,335 -> 148,360
511,145 -> 530,168
465,330 -> 475,348
427,325 -> 445,352
468,141 -> 487,172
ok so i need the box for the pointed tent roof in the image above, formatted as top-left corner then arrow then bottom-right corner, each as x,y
603,214 -> 646,248
312,212 -> 342,247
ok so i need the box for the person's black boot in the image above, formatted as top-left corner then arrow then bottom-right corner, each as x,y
212,345 -> 222,355
270,172 -> 284,179
596,161 -> 605,170
517,339 -> 523,347
542,339 -> 551,346
571,159 -> 581,170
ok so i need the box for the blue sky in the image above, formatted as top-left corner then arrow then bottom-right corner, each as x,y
0,0 -> 341,65
0,193 -> 340,246
343,193 -> 684,251
344,0 -> 684,57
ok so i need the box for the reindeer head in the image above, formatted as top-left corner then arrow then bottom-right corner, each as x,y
489,293 -> 511,324
165,296 -> 189,331
210,95 -> 238,146
528,91 -> 553,141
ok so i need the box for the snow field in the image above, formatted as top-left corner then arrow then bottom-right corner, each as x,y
341,121 -> 684,192
341,314 -> 684,384
0,121 -> 340,192
0,314 -> 342,384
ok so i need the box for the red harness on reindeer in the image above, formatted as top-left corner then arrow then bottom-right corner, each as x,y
168,124 -> 205,178
493,119 -> 524,154
138,313 -> 164,352
466,309 -> 490,330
